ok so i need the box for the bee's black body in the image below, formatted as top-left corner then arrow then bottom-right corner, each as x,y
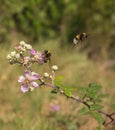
43,50 -> 51,63
73,32 -> 88,45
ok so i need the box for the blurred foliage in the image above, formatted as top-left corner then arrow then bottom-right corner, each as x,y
0,0 -> 65,41
0,0 -> 114,60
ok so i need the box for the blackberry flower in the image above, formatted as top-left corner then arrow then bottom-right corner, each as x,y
18,70 -> 39,93
30,48 -> 44,64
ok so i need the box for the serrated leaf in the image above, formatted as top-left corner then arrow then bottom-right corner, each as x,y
64,88 -> 72,97
90,104 -> 103,111
94,94 -> 107,102
87,92 -> 96,98
86,83 -> 102,98
80,87 -> 87,98
91,112 -> 104,124
88,83 -> 102,93
78,107 -> 90,115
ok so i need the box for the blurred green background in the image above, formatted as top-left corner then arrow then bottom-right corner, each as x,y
0,0 -> 115,130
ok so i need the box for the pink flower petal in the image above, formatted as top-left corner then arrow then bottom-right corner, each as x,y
30,48 -> 36,55
24,70 -> 31,80
31,82 -> 39,88
18,76 -> 25,83
24,70 -> 30,75
31,72 -> 39,80
21,85 -> 29,93
23,56 -> 30,64
51,104 -> 60,112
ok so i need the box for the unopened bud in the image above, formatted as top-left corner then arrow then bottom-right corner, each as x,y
26,44 -> 32,50
15,53 -> 20,59
7,54 -> 11,59
29,87 -> 34,92
10,51 -> 16,57
44,72 -> 49,78
52,65 -> 58,71
19,41 -> 26,46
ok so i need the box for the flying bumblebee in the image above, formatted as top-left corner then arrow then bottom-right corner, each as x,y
42,50 -> 51,63
73,32 -> 88,45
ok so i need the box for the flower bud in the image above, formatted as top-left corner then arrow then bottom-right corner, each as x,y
44,72 -> 49,78
7,54 -> 11,59
52,65 -> 58,71
19,41 -> 26,46
10,51 -> 16,57
9,59 -> 14,65
15,53 -> 20,59
49,75 -> 52,79
29,87 -> 34,92
25,44 -> 32,50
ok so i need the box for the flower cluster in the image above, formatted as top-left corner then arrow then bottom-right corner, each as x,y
7,41 -> 32,65
7,41 -> 58,93
7,41 -> 51,68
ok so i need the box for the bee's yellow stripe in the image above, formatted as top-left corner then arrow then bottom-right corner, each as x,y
76,35 -> 80,39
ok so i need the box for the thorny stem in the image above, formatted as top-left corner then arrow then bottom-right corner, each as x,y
41,82 -> 115,127
98,110 -> 115,126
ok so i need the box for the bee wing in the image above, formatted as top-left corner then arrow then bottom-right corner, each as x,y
73,38 -> 79,45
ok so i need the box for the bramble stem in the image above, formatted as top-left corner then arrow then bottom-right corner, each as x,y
43,82 -> 115,126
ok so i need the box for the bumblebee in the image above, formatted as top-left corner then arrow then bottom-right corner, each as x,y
42,50 -> 51,63
73,32 -> 88,45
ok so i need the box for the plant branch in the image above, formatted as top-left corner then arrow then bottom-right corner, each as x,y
43,82 -> 115,127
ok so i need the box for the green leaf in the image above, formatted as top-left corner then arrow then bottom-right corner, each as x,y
80,87 -> 87,98
86,83 -> 102,98
90,104 -> 103,111
54,76 -> 64,87
51,89 -> 58,94
88,83 -> 102,93
94,94 -> 107,102
78,107 -> 90,115
95,126 -> 104,130
91,112 -> 104,124
64,89 -> 72,97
